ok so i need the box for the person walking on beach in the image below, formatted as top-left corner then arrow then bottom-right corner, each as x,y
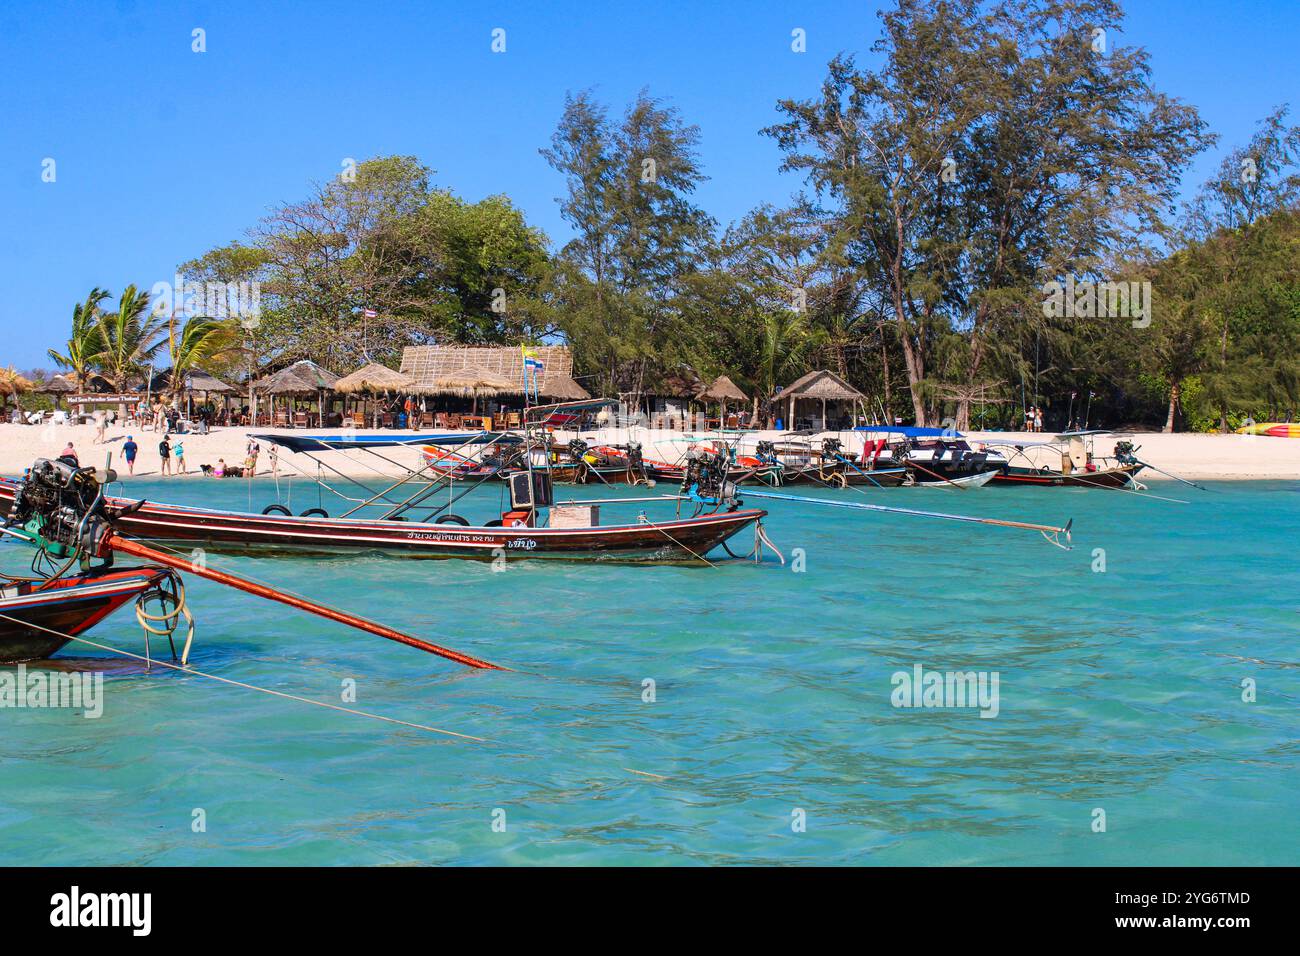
268,444 -> 278,477
94,409 -> 107,444
158,434 -> 172,476
174,439 -> 186,474
122,435 -> 138,476
246,438 -> 260,475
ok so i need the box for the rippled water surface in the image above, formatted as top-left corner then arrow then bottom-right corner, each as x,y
2,475 -> 1298,865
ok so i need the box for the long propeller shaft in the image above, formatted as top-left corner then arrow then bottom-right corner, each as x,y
738,489 -> 1072,540
106,534 -> 505,670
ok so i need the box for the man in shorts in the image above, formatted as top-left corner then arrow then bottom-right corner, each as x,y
122,435 -> 138,476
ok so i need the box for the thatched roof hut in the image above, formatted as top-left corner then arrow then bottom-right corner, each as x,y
777,370 -> 867,430
38,374 -> 78,394
780,370 -> 866,402
698,374 -> 748,403
185,370 -> 235,393
655,365 -> 705,399
334,362 -> 415,394
399,345 -> 573,396
142,368 -> 235,394
537,373 -> 591,401
253,360 -> 340,395
0,367 -> 34,403
413,366 -> 517,398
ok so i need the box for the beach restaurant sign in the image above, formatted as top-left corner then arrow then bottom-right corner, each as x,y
67,394 -> 142,405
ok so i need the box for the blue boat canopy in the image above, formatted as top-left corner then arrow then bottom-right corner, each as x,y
854,425 -> 964,438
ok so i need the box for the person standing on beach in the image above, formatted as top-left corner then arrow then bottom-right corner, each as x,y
268,444 -> 278,477
158,434 -> 172,476
246,438 -> 260,475
174,439 -> 186,474
94,409 -> 107,444
122,435 -> 138,476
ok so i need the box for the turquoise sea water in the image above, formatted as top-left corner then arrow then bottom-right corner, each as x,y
1,475 -> 1297,865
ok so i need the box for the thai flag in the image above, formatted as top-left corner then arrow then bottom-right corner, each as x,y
363,308 -> 378,318
524,357 -> 543,371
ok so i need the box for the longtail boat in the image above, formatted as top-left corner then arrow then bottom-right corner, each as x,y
745,438 -> 909,487
982,431 -> 1147,488
0,481 -> 763,561
0,415 -> 769,563
421,436 -> 632,485
0,458 -> 502,668
0,566 -> 170,663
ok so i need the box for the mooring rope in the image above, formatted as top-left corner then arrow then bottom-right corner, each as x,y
0,611 -> 486,742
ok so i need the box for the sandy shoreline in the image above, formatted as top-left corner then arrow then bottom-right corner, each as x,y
1,421 -> 1297,482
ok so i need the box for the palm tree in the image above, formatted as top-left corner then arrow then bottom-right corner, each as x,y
48,288 -> 110,391
95,285 -> 166,415
167,314 -> 241,402
759,309 -> 820,425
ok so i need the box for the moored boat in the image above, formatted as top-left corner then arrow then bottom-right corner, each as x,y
984,431 -> 1147,488
0,566 -> 171,663
748,438 -> 909,487
0,478 -> 767,563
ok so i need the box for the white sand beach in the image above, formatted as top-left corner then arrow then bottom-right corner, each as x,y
1,421 -> 1297,482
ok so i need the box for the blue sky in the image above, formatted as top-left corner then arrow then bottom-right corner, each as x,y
2,0 -> 1297,368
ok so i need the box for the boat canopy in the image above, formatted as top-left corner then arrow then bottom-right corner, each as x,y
523,397 -> 615,423
1054,429 -> 1114,440
854,425 -> 965,439
251,432 -> 522,453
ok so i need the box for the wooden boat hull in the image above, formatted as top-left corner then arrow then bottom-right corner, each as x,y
904,462 -> 1000,486
0,481 -> 765,563
640,462 -> 781,485
0,567 -> 166,662
753,465 -> 910,487
916,468 -> 998,488
990,463 -> 1145,488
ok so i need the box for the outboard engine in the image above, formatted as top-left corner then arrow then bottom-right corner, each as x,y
821,437 -> 843,459
4,458 -> 125,560
680,448 -> 735,505
1114,440 -> 1139,464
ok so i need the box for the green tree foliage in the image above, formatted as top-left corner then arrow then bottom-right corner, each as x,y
542,89 -> 714,400
48,2 -> 1297,431
94,285 -> 166,398
765,0 -> 1211,425
48,287 -> 110,391
238,156 -> 553,370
